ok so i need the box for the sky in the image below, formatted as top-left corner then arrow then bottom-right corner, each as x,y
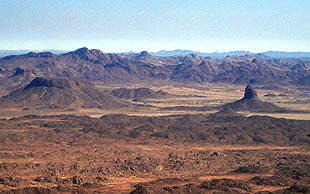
0,0 -> 309,53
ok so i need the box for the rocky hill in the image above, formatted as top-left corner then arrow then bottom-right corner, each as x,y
1,48 -> 310,96
0,77 -> 130,109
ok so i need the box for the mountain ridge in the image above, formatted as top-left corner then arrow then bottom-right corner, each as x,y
1,47 -> 310,96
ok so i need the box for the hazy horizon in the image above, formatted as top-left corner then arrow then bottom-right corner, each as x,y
1,48 -> 310,54
1,0 -> 309,52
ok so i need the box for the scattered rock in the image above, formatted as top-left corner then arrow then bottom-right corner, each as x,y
264,94 -> 277,97
211,151 -> 220,156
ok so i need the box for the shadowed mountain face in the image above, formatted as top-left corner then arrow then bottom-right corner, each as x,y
1,47 -> 310,96
0,77 -> 130,109
223,85 -> 281,112
24,77 -> 85,89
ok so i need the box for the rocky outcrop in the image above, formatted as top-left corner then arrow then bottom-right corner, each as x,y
223,84 -> 282,112
242,84 -> 258,99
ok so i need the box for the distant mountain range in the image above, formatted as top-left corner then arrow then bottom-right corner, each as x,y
0,50 -> 67,58
150,50 -> 310,59
1,49 -> 310,59
1,47 -> 310,97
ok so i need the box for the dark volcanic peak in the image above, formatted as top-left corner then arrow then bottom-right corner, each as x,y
242,84 -> 258,100
24,77 -> 92,90
139,51 -> 150,57
135,51 -> 151,59
70,47 -> 92,60
223,85 -> 281,112
71,47 -> 105,56
73,47 -> 90,55
0,77 -> 130,109
67,47 -> 109,62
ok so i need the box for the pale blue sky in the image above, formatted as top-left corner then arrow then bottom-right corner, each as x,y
0,0 -> 309,52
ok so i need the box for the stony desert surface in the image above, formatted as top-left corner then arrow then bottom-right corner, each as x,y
0,106 -> 310,193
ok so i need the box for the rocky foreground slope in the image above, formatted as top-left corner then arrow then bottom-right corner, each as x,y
0,114 -> 310,193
